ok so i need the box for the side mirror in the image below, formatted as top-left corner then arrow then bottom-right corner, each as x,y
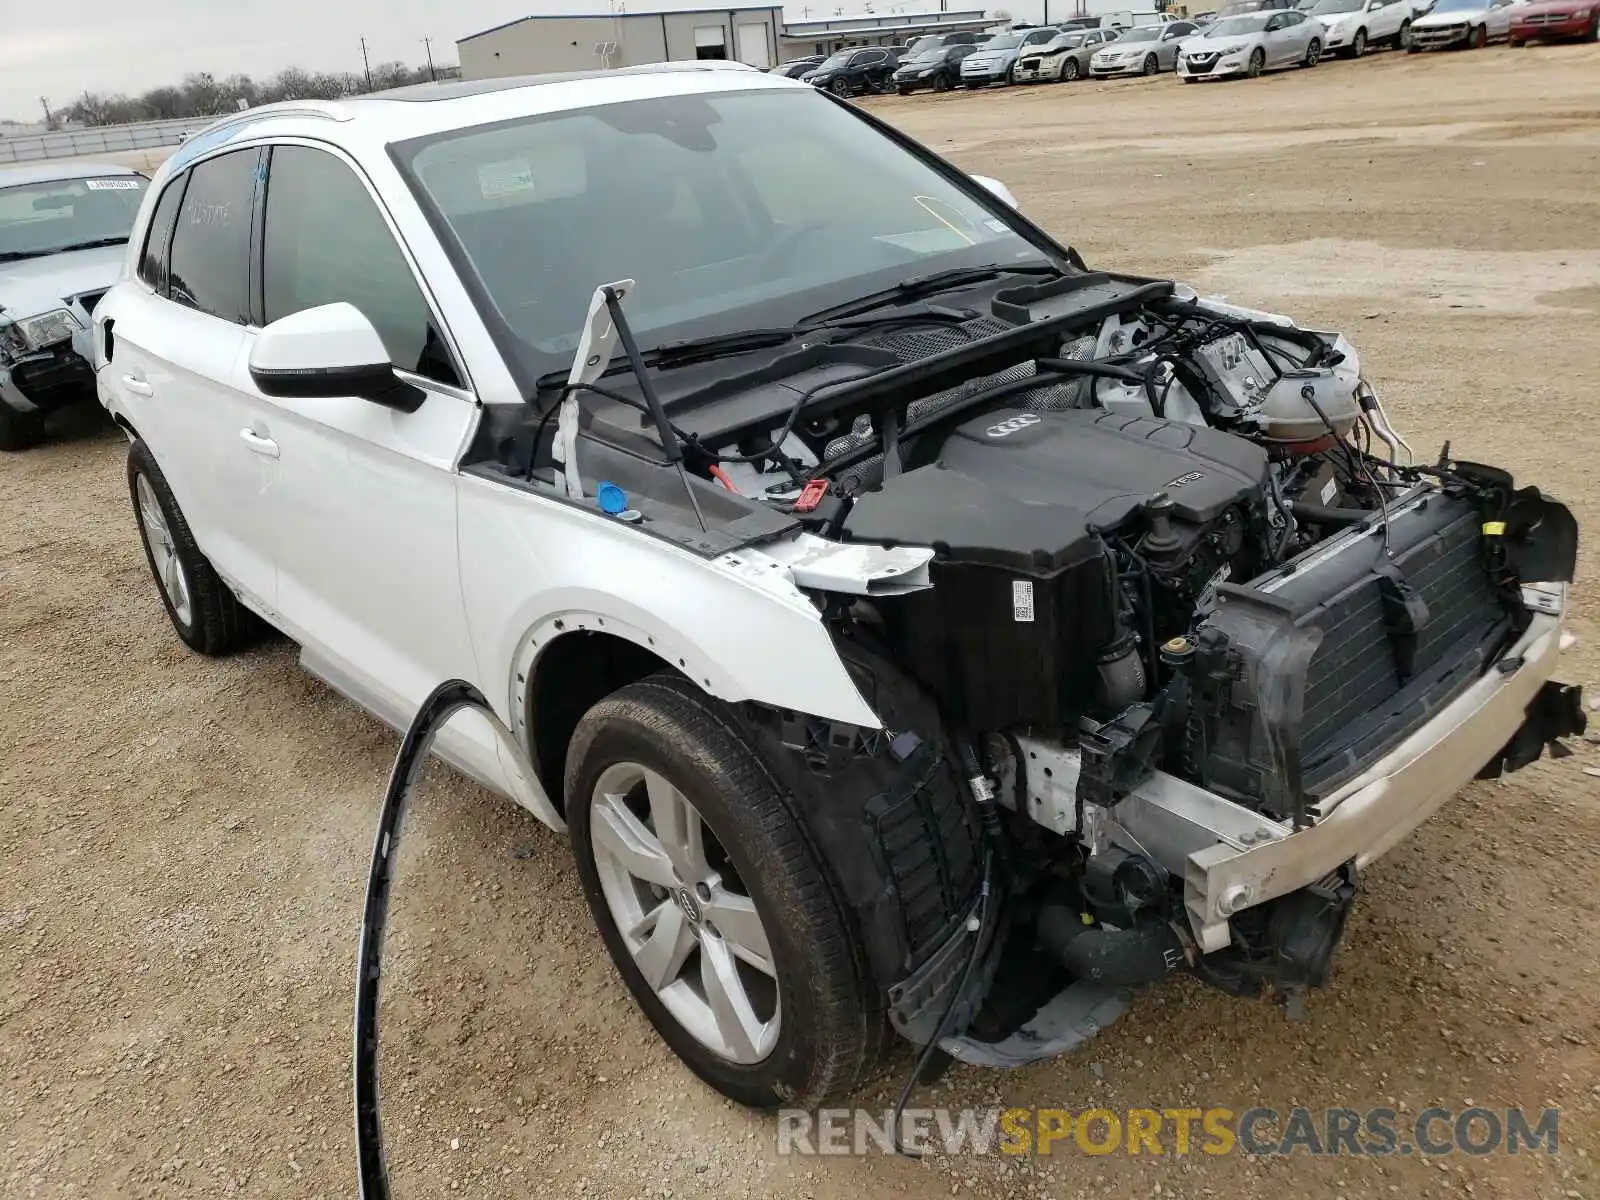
972,175 -> 1020,210
248,302 -> 423,413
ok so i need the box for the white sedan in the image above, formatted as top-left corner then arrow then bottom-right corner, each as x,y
1303,0 -> 1418,52
1176,9 -> 1324,77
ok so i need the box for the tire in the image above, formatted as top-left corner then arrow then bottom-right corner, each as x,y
1470,24 -> 1487,47
1350,27 -> 1368,56
1395,18 -> 1412,47
127,439 -> 253,656
1304,37 -> 1322,65
567,675 -> 881,1109
1063,58 -> 1081,80
1004,64 -> 1016,85
1142,53 -> 1159,75
0,403 -> 44,453
1247,47 -> 1266,76
829,77 -> 851,97
1588,11 -> 1599,39
933,72 -> 951,91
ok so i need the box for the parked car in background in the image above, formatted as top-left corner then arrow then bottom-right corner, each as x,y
959,26 -> 1061,85
1214,0 -> 1298,14
1176,8 -> 1323,75
890,43 -> 979,92
1509,0 -> 1597,41
1089,20 -> 1199,73
1409,0 -> 1520,47
802,46 -> 903,94
0,162 -> 149,450
1013,27 -> 1122,80
905,30 -> 988,55
1305,0 -> 1416,50
773,56 -> 825,78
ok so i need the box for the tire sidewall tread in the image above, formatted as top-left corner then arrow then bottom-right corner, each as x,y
127,440 -> 250,656
566,675 -> 882,1109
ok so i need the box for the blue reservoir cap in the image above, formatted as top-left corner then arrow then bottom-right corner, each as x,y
596,481 -> 627,515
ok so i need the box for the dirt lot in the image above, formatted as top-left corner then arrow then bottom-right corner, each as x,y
5,42 -> 1600,1200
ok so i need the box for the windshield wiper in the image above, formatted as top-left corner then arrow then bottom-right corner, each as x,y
803,261 -> 1065,324
642,326 -> 821,369
50,237 -> 129,254
0,249 -> 51,263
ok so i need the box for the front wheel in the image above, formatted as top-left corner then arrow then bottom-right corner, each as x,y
1247,47 -> 1266,76
1351,27 -> 1368,56
0,403 -> 44,452
1588,11 -> 1598,38
1063,58 -> 1081,80
829,77 -> 851,97
1304,37 -> 1323,65
1469,23 -> 1487,47
933,72 -> 951,91
127,440 -> 254,655
1395,18 -> 1412,47
567,676 -> 881,1108
1142,53 -> 1159,75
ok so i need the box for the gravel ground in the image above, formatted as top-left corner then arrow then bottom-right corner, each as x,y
4,43 -> 1600,1200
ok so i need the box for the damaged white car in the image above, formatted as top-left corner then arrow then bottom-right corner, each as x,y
96,65 -> 1583,1109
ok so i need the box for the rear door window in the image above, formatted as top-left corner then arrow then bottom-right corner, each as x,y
167,149 -> 260,324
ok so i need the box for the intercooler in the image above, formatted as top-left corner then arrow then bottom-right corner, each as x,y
1185,490 -> 1517,822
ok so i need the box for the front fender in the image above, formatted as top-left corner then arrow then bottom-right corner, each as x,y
457,472 -> 881,737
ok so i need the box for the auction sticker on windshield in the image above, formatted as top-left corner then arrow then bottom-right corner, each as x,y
85,179 -> 142,191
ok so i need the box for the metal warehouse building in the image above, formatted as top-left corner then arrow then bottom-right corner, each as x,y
458,5 -> 786,76
457,5 -> 996,77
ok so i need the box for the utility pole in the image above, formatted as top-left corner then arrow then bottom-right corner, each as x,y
422,37 -> 438,81
360,37 -> 374,92
39,96 -> 53,131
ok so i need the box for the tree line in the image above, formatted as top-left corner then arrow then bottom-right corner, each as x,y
51,61 -> 460,128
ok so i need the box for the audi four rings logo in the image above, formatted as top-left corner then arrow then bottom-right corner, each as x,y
986,413 -> 1041,438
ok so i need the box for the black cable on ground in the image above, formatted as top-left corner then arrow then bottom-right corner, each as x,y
354,679 -> 497,1200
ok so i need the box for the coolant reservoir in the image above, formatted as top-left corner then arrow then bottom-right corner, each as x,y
1259,369 -> 1362,442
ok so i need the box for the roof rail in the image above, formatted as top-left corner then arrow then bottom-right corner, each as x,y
190,99 -> 355,138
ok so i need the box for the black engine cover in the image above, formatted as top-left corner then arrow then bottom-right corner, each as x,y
845,408 -> 1267,571
851,409 -> 1268,732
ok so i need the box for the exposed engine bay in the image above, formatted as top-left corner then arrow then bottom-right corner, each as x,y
468,265 -> 1583,1063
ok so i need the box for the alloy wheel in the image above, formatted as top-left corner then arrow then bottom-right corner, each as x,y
135,473 -> 193,627
1353,27 -> 1367,56
589,761 -> 780,1065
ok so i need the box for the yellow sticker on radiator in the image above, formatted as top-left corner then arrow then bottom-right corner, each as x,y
1482,521 -> 1507,536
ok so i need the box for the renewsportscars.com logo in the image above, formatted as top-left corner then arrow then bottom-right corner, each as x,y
776,1107 -> 1562,1158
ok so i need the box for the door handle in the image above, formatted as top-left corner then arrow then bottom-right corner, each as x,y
239,428 -> 280,459
122,374 -> 154,397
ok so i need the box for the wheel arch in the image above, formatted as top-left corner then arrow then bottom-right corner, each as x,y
519,622 -> 677,814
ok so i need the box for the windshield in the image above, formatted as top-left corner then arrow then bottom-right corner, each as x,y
815,52 -> 854,69
1207,15 -> 1272,33
0,175 -> 148,261
1427,0 -> 1484,10
906,48 -> 947,62
393,90 -> 1046,387
983,34 -> 1024,48
1309,0 -> 1364,11
1115,26 -> 1160,40
1045,32 -> 1088,47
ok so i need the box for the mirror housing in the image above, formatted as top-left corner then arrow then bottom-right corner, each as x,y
248,302 -> 423,413
972,174 -> 1020,210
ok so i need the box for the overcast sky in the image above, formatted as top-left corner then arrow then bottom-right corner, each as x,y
1,0 -> 1038,122
0,0 -> 568,120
